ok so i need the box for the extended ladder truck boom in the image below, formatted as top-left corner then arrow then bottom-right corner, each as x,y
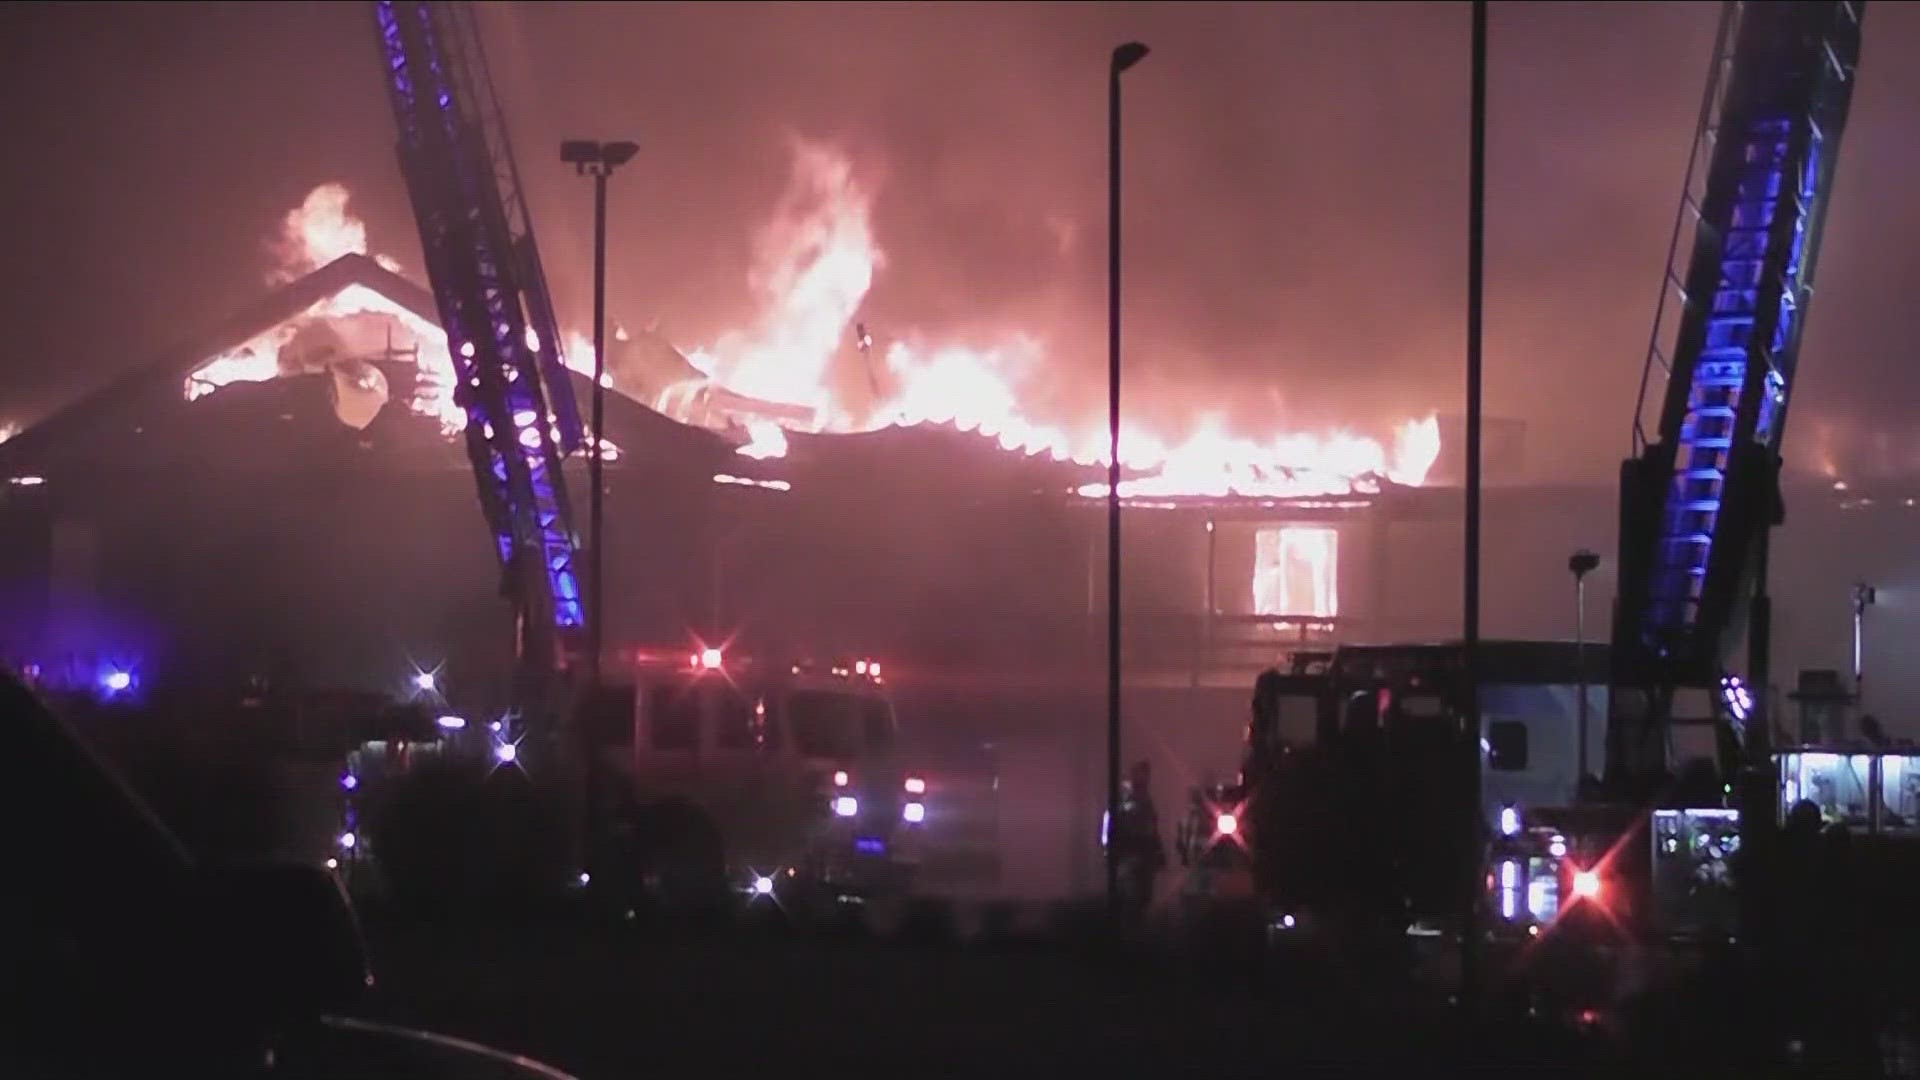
1611,0 -> 1863,780
1223,1 -> 1871,1009
372,1 -> 588,718
350,3 -> 996,915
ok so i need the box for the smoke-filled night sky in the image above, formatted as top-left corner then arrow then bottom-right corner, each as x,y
3,1 -> 1918,480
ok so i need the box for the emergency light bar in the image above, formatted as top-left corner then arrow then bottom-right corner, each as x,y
622,645 -> 889,683
827,657 -> 884,683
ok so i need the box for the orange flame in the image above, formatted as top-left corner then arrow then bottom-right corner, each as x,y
189,155 -> 1441,501
270,183 -> 401,282
665,141 -> 1440,497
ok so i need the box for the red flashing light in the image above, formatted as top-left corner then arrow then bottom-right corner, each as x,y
1571,867 -> 1603,902
822,657 -> 885,682
699,647 -> 724,671
1215,811 -> 1239,836
833,770 -> 850,788
904,775 -> 927,795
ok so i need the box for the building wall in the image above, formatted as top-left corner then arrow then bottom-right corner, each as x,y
6,467 -> 1915,736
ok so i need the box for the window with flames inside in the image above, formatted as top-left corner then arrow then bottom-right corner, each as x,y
1252,526 -> 1339,622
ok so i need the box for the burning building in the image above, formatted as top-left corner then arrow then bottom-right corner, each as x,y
9,172 -> 1920,900
4,165 -> 1915,813
0,243 -> 1444,687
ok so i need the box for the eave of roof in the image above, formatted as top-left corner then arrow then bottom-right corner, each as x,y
0,253 -> 747,473
1,254 -> 436,466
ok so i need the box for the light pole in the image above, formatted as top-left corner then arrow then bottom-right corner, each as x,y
1461,0 -> 1488,1007
1851,581 -> 1876,702
1107,40 -> 1148,918
1569,549 -> 1601,784
560,138 -> 639,682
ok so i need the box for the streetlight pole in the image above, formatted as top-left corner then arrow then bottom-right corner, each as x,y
1569,550 -> 1601,785
561,139 -> 639,682
1460,0 -> 1488,1007
1107,40 -> 1148,918
589,168 -> 608,680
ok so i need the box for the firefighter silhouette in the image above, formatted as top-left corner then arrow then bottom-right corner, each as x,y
1113,760 -> 1165,918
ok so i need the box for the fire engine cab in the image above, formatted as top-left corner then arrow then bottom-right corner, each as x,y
580,646 -> 927,905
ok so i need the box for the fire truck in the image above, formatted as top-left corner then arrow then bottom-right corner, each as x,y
576,645 -> 930,905
338,0 -> 962,917
1216,0 -> 1870,1009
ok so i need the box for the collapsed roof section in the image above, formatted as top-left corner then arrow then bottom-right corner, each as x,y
0,254 -> 737,481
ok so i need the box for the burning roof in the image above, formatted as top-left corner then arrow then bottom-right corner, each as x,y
0,252 -> 730,480
8,148 -> 1444,503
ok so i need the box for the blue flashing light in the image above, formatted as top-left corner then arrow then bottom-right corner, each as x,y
101,670 -> 132,693
1720,674 -> 1754,723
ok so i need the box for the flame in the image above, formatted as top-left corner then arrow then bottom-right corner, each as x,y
694,142 -> 879,411
188,156 -> 1439,501
1254,525 -> 1339,619
560,330 -> 614,389
271,183 -> 402,281
185,325 -> 294,402
186,191 -> 627,459
737,420 -> 790,461
674,141 -> 1440,498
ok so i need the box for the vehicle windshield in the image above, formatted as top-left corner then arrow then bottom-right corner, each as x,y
788,689 -> 894,758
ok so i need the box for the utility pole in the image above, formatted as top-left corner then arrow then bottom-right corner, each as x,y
1461,0 -> 1488,1007
1107,40 -> 1149,918
589,170 -> 607,678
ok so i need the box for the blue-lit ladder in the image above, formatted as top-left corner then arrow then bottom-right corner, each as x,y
1625,0 -> 1862,673
374,1 -> 587,660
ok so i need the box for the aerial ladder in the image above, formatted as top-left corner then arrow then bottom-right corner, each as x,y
1609,0 -> 1864,790
1216,2 -> 1869,1023
371,0 -> 589,739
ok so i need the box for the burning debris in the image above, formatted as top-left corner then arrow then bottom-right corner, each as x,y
181,142 -> 1440,499
182,279 -> 460,434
